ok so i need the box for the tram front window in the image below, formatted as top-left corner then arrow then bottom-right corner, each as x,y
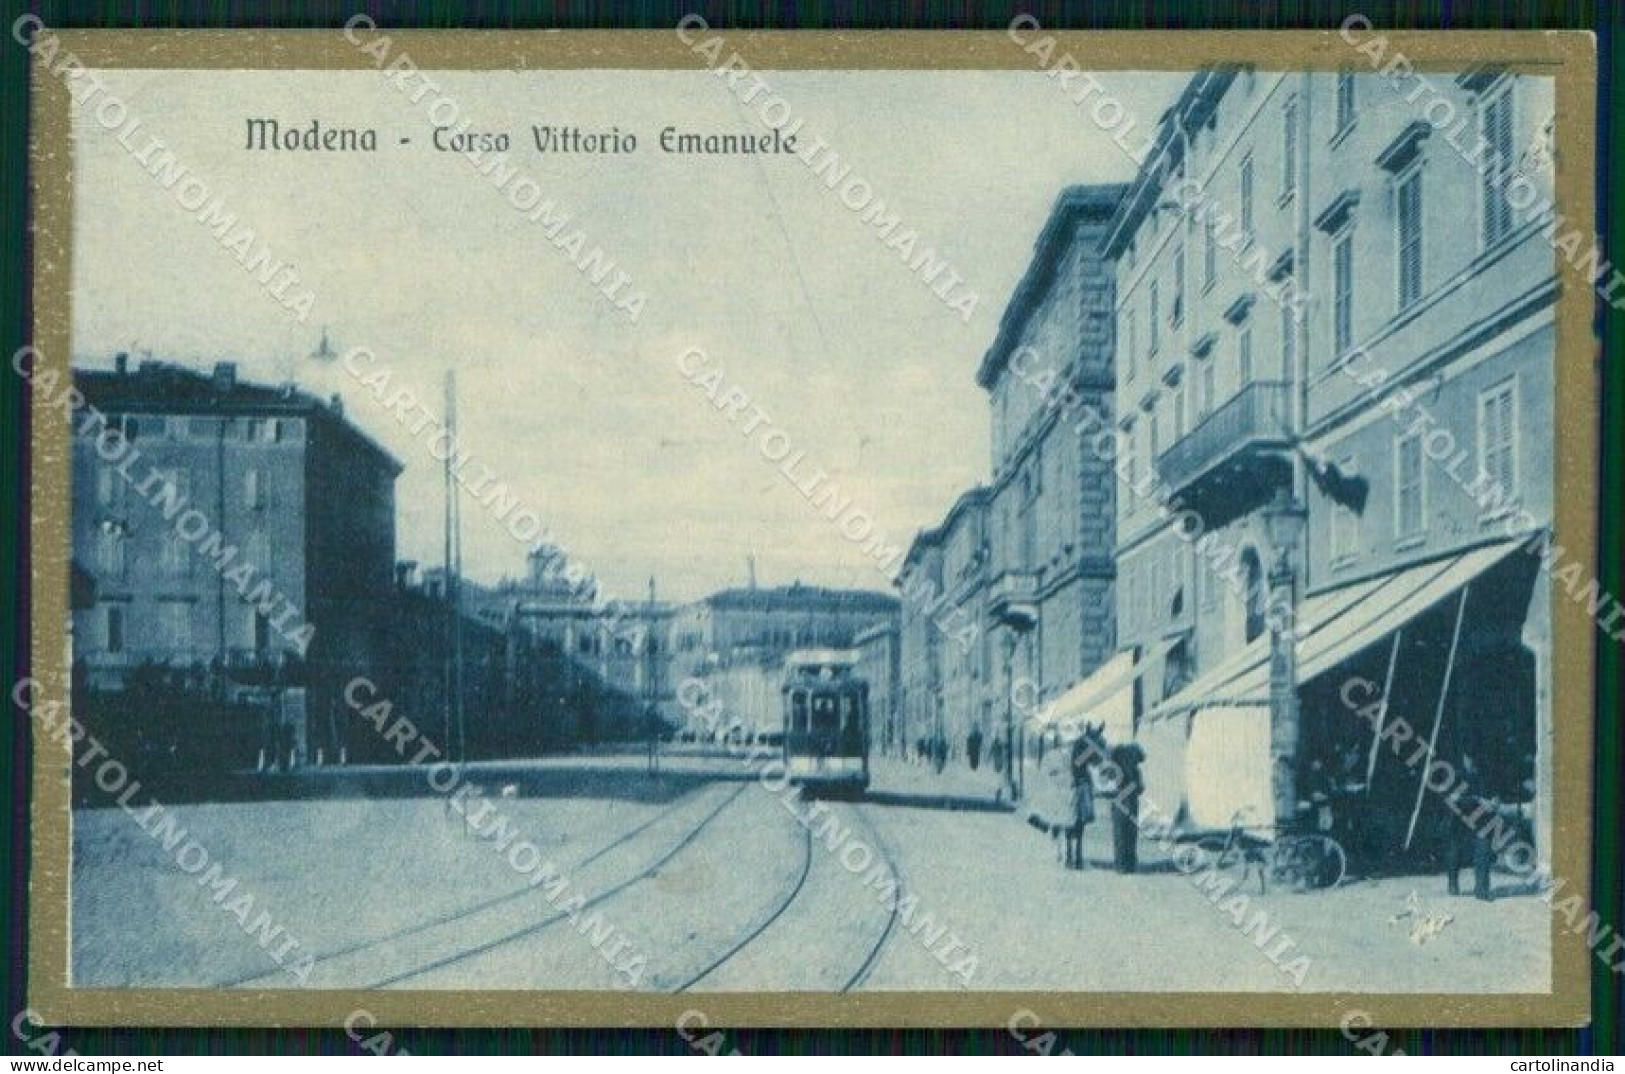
810,694 -> 840,736
790,690 -> 809,734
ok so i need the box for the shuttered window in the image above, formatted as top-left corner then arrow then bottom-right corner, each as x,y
1333,228 -> 1354,356
1149,280 -> 1160,353
1481,85 -> 1516,247
1203,215 -> 1216,287
1397,165 -> 1424,309
1336,72 -> 1356,133
1395,432 -> 1426,541
1281,97 -> 1298,198
1478,378 -> 1518,503
1239,155 -> 1255,236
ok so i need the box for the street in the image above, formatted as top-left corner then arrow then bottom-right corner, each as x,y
71,749 -> 1550,994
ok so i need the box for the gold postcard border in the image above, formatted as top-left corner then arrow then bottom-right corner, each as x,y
27,29 -> 1598,1030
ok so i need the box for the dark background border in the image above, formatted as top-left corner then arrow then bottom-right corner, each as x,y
1,0 -> 1617,1057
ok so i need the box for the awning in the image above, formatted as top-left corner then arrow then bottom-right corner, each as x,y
1029,636 -> 1179,739
1147,538 -> 1528,721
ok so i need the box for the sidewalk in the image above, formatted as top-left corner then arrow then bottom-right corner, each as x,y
866,753 -> 1010,811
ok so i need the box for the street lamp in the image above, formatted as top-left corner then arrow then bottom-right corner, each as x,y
1263,486 -> 1307,834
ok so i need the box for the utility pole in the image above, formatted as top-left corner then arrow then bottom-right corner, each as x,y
443,370 -> 466,769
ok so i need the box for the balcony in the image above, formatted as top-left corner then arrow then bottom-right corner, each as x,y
1156,381 -> 1293,526
985,570 -> 1039,631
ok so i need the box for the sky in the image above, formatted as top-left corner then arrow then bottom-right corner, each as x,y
72,67 -> 1184,602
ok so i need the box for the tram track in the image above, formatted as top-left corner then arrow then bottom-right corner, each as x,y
671,818 -> 815,992
838,800 -> 902,993
666,794 -> 904,994
219,793 -> 690,989
365,781 -> 749,988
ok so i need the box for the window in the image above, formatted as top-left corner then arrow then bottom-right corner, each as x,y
1172,379 -> 1186,438
1239,154 -> 1255,237
1281,97 -> 1298,199
158,601 -> 191,650
97,528 -> 126,579
1279,303 -> 1295,377
105,605 -> 124,655
1395,431 -> 1427,541
1336,71 -> 1356,134
1146,408 -> 1160,476
1329,456 -> 1361,565
1240,322 -> 1255,384
1171,247 -> 1185,326
1148,281 -> 1161,354
1333,227 -> 1354,356
1481,83 -> 1516,247
1397,164 -> 1424,309
161,531 -> 190,577
1478,377 -> 1519,510
244,468 -> 265,510
1200,558 -> 1218,611
245,530 -> 271,571
1198,359 -> 1217,419
251,609 -> 272,653
95,465 -> 118,508
1203,215 -> 1217,289
1124,312 -> 1136,380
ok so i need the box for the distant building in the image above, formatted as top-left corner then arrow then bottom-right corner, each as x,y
670,583 -> 900,735
853,621 -> 901,756
71,356 -> 401,763
934,487 -> 992,760
467,546 -> 678,724
897,533 -> 944,755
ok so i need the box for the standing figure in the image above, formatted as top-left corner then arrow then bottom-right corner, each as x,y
1445,752 -> 1496,901
1109,741 -> 1147,874
1065,725 -> 1102,870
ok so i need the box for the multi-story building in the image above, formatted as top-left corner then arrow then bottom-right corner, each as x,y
936,487 -> 992,759
668,582 -> 900,735
976,184 -> 1125,785
468,545 -> 678,723
72,356 -> 401,763
853,621 -> 902,755
1106,67 -> 1556,863
897,532 -> 945,756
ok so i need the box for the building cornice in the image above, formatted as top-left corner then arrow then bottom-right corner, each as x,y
976,184 -> 1127,391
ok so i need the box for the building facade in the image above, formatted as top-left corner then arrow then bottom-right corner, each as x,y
854,621 -> 902,755
72,357 -> 401,763
977,185 -> 1125,783
1106,67 -> 1556,862
897,533 -> 944,757
935,488 -> 992,760
468,545 -> 679,723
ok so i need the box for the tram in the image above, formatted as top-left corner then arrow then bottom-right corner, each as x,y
781,649 -> 870,797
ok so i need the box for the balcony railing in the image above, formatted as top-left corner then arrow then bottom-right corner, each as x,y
1157,380 -> 1292,496
985,570 -> 1039,629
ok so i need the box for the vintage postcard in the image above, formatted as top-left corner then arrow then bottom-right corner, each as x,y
19,26 -> 1600,1030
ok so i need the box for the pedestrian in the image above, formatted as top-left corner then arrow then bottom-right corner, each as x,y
1108,740 -> 1146,874
967,725 -> 984,770
1444,752 -> 1496,901
1065,724 -> 1102,871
